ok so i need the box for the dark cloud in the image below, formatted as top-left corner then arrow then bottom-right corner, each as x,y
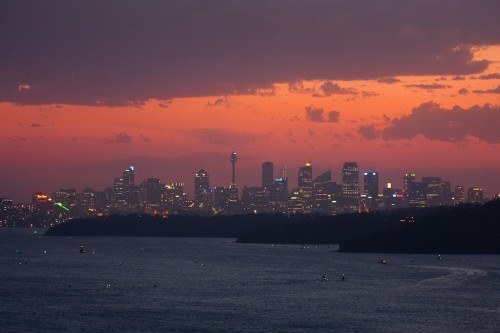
404,84 -> 452,90
0,1 -> 498,106
382,101 -> 500,143
477,73 -> 500,80
319,82 -> 356,95
305,107 -> 325,122
376,77 -> 401,84
327,111 -> 340,123
359,125 -> 379,140
288,81 -> 315,94
138,134 -> 150,142
207,98 -> 225,107
458,88 -> 469,95
472,85 -> 500,94
31,123 -> 43,128
115,133 -> 132,144
305,107 -> 340,123
453,76 -> 466,81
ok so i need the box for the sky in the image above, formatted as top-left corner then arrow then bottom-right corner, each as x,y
2,0 -> 500,203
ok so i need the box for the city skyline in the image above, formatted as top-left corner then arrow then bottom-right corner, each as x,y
2,154 -> 494,205
2,1 -> 500,203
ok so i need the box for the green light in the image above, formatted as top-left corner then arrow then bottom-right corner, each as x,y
55,202 -> 70,211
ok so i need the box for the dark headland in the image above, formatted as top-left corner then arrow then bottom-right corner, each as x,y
45,200 -> 500,254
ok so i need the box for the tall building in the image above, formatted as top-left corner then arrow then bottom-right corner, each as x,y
76,188 -> 96,217
52,188 -> 77,210
467,187 -> 483,204
161,183 -> 187,214
403,173 -> 416,199
422,177 -> 451,207
341,162 -> 359,212
262,162 -> 274,189
453,185 -> 465,205
313,170 -> 338,215
194,169 -> 210,204
270,176 -> 288,213
230,149 -> 237,185
298,162 -> 313,213
363,172 -> 379,198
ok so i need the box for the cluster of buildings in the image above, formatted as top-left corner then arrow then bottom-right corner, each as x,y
0,149 -> 495,227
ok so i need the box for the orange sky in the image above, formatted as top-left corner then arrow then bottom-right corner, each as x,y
2,45 -> 500,202
1,2 -> 500,202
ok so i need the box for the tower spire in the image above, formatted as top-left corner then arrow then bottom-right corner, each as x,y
230,148 -> 238,186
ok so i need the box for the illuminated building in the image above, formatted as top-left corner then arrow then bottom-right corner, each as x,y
422,177 -> 451,207
453,186 -> 465,205
52,188 -> 77,211
140,178 -> 165,206
382,183 -> 404,210
76,188 -> 96,217
362,172 -> 379,211
241,186 -> 271,214
31,192 -> 54,227
363,172 -> 379,198
297,162 -> 313,213
262,162 -> 274,190
313,170 -> 340,215
403,172 -> 416,205
161,183 -> 187,214
341,162 -> 360,212
230,149 -> 237,186
228,150 -> 239,206
213,186 -> 233,213
194,169 -> 210,204
288,188 -> 303,214
270,175 -> 288,213
467,187 -> 483,204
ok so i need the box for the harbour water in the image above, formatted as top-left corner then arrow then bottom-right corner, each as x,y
1,228 -> 499,332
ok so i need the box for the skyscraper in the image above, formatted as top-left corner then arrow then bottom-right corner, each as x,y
230,149 -> 237,185
341,162 -> 359,212
298,162 -> 313,213
403,172 -> 416,202
262,162 -> 274,189
467,187 -> 483,204
194,169 -> 210,204
363,172 -> 379,198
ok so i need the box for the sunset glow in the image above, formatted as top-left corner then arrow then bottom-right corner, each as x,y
1,1 -> 500,202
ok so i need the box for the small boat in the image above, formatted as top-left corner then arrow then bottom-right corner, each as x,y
379,259 -> 388,264
80,245 -> 86,254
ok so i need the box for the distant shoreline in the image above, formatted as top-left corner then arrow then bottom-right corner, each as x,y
45,200 -> 500,254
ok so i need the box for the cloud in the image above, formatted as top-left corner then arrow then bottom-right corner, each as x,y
376,77 -> 401,84
404,84 -> 452,90
382,101 -> 500,143
477,73 -> 500,80
0,1 -> 497,106
207,96 -> 234,107
305,106 -> 340,123
305,107 -> 325,122
31,123 -> 43,128
138,134 -> 150,142
319,82 -> 356,95
327,111 -> 340,123
472,85 -> 500,94
288,81 -> 315,94
157,102 -> 170,108
115,133 -> 132,144
458,88 -> 469,95
359,125 -> 379,140
18,84 -> 31,91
